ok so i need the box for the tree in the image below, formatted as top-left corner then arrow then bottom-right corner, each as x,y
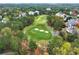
29,40 -> 37,51
0,36 -> 6,53
52,16 -> 65,30
48,36 -> 63,54
0,27 -> 12,53
47,15 -> 53,27
29,40 -> 37,54
67,33 -> 78,42
9,20 -> 23,30
10,36 -> 20,52
1,27 -> 12,49
20,16 -> 34,27
72,38 -> 79,48
59,42 -> 72,55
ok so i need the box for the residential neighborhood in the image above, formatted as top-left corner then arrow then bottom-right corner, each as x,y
0,4 -> 79,55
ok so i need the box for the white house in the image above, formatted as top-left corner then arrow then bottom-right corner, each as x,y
19,12 -> 26,17
46,8 -> 51,11
1,17 -> 9,23
55,12 -> 66,18
77,14 -> 79,18
28,11 -> 35,15
21,12 -> 26,17
64,15 -> 72,21
70,11 -> 72,15
34,10 -> 40,15
3,12 -> 7,15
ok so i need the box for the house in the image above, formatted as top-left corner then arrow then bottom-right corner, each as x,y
21,12 -> 26,17
28,10 -> 40,15
66,18 -> 78,34
67,19 -> 76,27
3,12 -> 7,16
34,10 -> 40,15
1,17 -> 9,23
55,12 -> 66,18
19,12 -> 26,17
70,11 -> 72,15
46,8 -> 51,11
66,26 -> 77,34
64,15 -> 72,22
70,9 -> 78,16
75,19 -> 79,27
28,11 -> 35,15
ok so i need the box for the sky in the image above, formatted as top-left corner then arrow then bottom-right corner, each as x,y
0,0 -> 79,3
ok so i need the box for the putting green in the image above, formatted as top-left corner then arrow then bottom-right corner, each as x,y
27,25 -> 52,40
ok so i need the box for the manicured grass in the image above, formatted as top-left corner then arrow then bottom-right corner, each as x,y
27,25 -> 52,40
